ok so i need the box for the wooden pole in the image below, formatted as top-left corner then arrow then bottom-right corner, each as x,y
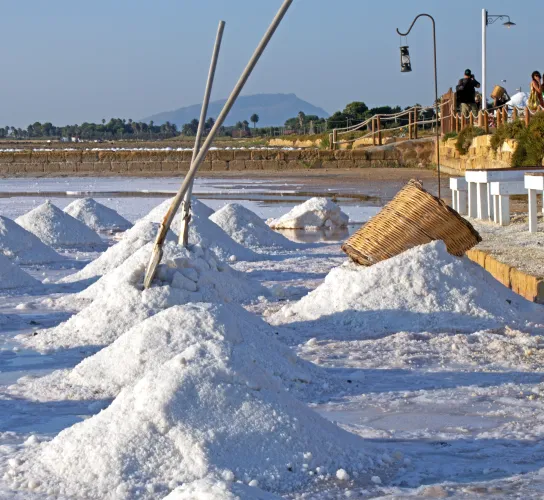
469,111 -> 474,127
478,110 -> 484,128
525,107 -> 530,127
496,109 -> 501,128
377,115 -> 382,145
484,111 -> 489,134
408,111 -> 413,139
502,107 -> 508,125
332,129 -> 338,150
329,133 -> 333,150
372,117 -> 376,145
461,113 -> 466,131
413,107 -> 418,139
512,107 -> 518,121
144,0 -> 294,288
455,113 -> 459,133
179,20 -> 225,247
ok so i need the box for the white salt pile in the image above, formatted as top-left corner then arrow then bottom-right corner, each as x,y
13,302 -> 316,401
15,201 -> 104,248
210,203 -> 299,251
0,254 -> 42,290
267,197 -> 349,230
23,241 -> 267,352
143,197 -> 260,262
271,241 -> 544,336
0,215 -> 64,264
165,478 -> 282,499
142,196 -> 215,223
16,337 -> 386,499
63,198 -> 132,232
60,220 -> 176,283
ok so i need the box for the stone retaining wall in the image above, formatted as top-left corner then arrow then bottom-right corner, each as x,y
466,248 -> 544,303
0,145 -> 433,176
438,135 -> 516,175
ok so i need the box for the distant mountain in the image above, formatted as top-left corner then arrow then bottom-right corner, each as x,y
143,93 -> 329,127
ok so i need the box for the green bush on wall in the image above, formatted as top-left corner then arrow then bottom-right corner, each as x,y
511,112 -> 544,167
455,126 -> 486,155
490,120 -> 526,152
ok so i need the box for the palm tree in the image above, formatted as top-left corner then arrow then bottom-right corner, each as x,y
297,111 -> 306,129
250,113 -> 259,128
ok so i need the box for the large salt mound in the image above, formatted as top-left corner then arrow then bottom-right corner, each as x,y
23,241 -> 267,352
210,203 -> 299,251
63,198 -> 132,232
60,220 -> 176,283
18,346 -> 386,498
0,215 -> 64,264
267,197 -> 349,230
271,241 -> 544,336
143,197 -> 260,262
165,478 -> 282,499
14,303 -> 316,401
15,201 -> 104,248
0,254 -> 42,290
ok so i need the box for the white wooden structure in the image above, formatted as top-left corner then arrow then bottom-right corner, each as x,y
525,174 -> 544,233
465,168 -> 544,221
489,181 -> 525,226
449,177 -> 468,215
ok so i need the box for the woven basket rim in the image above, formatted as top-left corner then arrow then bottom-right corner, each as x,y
405,179 -> 482,243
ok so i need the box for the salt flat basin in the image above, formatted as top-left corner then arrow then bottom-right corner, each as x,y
317,406 -> 505,434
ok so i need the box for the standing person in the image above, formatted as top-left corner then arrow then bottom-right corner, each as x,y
528,71 -> 544,111
456,69 -> 481,116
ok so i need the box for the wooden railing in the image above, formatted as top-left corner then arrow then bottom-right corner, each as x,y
330,91 -> 544,150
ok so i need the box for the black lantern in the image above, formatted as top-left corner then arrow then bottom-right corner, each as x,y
400,46 -> 412,72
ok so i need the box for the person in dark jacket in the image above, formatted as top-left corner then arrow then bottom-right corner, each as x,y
457,69 -> 481,116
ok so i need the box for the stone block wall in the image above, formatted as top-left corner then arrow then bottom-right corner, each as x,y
0,144 -> 435,176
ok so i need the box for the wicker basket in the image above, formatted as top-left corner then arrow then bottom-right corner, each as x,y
342,179 -> 481,266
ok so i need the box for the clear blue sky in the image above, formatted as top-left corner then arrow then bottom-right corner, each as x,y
1,0 -> 536,127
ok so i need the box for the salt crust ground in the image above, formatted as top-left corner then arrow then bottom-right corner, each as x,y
0,254 -> 42,290
14,312 -> 394,499
142,197 -> 261,262
164,478 -> 282,499
267,197 -> 349,230
270,241 -> 544,338
19,241 -> 267,353
63,198 -> 132,232
15,201 -> 104,249
210,203 -> 300,251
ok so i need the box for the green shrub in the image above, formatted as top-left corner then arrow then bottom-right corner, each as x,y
455,126 -> 486,155
442,131 -> 458,142
511,112 -> 544,166
490,120 -> 526,152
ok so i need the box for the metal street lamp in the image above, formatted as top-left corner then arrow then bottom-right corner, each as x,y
482,10 -> 516,110
397,14 -> 441,198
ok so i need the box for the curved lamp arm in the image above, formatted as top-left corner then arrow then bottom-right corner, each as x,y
396,13 -> 441,198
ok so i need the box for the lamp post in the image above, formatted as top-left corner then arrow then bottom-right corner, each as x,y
482,10 -> 515,111
397,14 -> 441,198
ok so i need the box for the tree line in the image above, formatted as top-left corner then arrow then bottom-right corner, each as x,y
0,118 -> 178,140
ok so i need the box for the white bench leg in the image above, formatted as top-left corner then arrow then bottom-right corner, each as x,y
487,183 -> 494,220
477,183 -> 488,220
499,195 -> 510,226
529,188 -> 538,233
451,189 -> 457,210
468,182 -> 477,218
458,190 -> 467,215
493,195 -> 500,223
